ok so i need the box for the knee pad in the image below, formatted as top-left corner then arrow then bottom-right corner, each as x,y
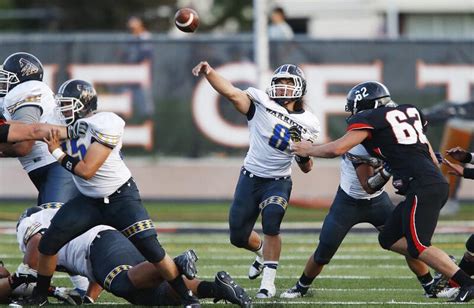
107,270 -> 137,300
132,236 -> 166,263
261,203 -> 286,236
466,234 -> 474,253
313,243 -> 335,265
229,230 -> 249,248
38,227 -> 68,255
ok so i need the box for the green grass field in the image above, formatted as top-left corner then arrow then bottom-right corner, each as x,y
0,202 -> 472,307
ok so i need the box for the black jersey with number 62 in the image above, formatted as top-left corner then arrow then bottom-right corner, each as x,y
346,104 -> 446,185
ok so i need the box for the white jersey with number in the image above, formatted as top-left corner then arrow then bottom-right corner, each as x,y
340,144 -> 384,199
16,208 -> 113,282
61,112 -> 131,198
3,81 -> 61,172
244,87 -> 320,178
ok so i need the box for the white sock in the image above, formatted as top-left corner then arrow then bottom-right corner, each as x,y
260,262 -> 278,290
254,242 -> 264,263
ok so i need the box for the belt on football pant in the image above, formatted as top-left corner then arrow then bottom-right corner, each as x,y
241,167 -> 290,181
103,177 -> 134,204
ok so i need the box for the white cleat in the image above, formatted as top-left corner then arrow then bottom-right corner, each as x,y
437,287 -> 460,299
255,285 -> 276,299
248,259 -> 263,280
280,285 -> 307,298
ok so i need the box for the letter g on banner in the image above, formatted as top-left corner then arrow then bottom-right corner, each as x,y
192,62 -> 256,148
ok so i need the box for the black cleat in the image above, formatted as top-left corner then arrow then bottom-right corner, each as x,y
449,284 -> 474,303
214,271 -> 252,308
174,249 -> 199,280
182,290 -> 200,308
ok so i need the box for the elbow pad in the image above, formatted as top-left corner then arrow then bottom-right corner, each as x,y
367,169 -> 391,191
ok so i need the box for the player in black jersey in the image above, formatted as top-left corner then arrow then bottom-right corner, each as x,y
291,81 -> 474,303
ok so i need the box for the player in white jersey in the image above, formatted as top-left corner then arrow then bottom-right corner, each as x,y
2,206 -> 251,307
280,146 -> 438,299
16,80 -> 199,307
193,62 -> 320,298
0,52 -> 78,205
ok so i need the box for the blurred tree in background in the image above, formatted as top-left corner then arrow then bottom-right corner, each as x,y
0,0 -> 252,32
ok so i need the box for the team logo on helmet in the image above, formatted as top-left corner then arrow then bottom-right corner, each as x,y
77,83 -> 96,102
19,58 -> 40,77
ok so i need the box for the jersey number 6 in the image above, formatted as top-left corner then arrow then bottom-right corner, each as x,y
385,107 -> 427,145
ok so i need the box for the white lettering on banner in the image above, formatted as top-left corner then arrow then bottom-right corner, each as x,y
69,62 -> 153,150
193,62 -> 256,147
42,65 -> 58,89
417,61 -> 474,102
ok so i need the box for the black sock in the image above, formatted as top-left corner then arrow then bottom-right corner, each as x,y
459,257 -> 474,276
451,269 -> 474,287
298,273 -> 314,288
169,275 -> 193,299
196,281 -> 218,299
417,272 -> 434,286
36,274 -> 52,297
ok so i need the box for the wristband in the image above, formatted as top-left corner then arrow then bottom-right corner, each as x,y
60,154 -> 80,174
51,148 -> 66,160
295,155 -> 310,164
462,152 -> 474,164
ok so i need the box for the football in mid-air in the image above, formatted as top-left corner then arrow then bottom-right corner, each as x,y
174,8 -> 199,33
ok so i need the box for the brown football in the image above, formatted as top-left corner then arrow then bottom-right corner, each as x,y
174,8 -> 199,33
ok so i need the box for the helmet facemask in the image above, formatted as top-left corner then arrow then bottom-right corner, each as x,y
0,68 -> 20,97
56,95 -> 85,125
267,76 -> 305,105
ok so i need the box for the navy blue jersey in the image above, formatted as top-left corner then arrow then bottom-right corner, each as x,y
346,104 -> 446,185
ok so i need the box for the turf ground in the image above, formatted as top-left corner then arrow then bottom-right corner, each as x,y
0,202 -> 473,307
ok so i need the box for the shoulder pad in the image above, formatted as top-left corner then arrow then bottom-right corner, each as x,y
4,81 -> 53,115
87,112 -> 124,148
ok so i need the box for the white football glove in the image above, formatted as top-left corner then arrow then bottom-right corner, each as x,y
51,287 -> 83,305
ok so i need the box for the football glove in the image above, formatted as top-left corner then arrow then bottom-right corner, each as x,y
50,287 -> 83,305
67,121 -> 88,139
289,126 -> 302,142
345,152 -> 383,168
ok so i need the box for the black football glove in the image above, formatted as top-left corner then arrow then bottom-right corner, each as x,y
67,121 -> 88,139
289,126 -> 302,142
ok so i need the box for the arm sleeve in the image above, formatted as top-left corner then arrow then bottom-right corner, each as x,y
464,168 -> 474,180
11,106 -> 42,123
346,114 -> 374,132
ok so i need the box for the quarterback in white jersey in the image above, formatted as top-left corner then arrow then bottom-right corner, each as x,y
0,52 -> 78,205
17,79 -> 199,307
193,62 -> 320,298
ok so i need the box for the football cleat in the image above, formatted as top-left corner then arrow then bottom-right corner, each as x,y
437,287 -> 460,299
182,290 -> 200,307
214,271 -> 252,307
426,255 -> 456,298
174,249 -> 199,280
280,284 -> 308,299
9,288 -> 48,307
248,259 -> 263,280
255,285 -> 276,299
449,284 -> 474,302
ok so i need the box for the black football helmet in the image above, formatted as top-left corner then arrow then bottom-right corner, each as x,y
0,52 -> 44,97
266,64 -> 307,105
345,81 -> 395,115
56,79 -> 97,125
